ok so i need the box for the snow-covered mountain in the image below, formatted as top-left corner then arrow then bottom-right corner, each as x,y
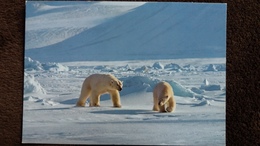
25,1 -> 226,62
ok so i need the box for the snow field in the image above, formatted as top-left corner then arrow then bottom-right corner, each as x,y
23,57 -> 225,145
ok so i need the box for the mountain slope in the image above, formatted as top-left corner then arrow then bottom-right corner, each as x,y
25,2 -> 227,62
25,1 -> 146,50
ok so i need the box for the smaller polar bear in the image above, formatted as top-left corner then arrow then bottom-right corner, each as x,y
76,73 -> 123,107
153,81 -> 176,113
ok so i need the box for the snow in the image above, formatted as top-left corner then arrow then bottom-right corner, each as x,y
24,72 -> 46,95
152,62 -> 164,69
25,1 -> 226,62
23,1 -> 226,145
24,57 -> 69,72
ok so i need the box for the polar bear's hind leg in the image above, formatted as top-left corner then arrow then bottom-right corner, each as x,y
76,86 -> 91,107
90,92 -> 101,107
153,95 -> 159,111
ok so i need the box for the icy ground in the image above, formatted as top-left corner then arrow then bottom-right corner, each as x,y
23,57 -> 225,145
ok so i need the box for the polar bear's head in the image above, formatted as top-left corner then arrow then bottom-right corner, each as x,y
110,79 -> 123,91
158,95 -> 170,106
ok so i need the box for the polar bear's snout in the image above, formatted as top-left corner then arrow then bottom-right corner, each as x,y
158,101 -> 164,106
117,80 -> 123,91
158,100 -> 166,106
117,83 -> 123,91
158,96 -> 168,106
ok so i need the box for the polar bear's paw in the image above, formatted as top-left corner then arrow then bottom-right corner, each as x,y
89,103 -> 100,107
113,104 -> 122,108
76,102 -> 86,107
166,107 -> 173,112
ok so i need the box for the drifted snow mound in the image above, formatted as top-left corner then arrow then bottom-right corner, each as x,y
192,99 -> 211,107
116,64 -> 133,72
200,85 -> 221,91
203,79 -> 210,86
24,57 -> 69,72
24,72 -> 46,95
166,80 -> 195,97
134,66 -> 152,73
164,63 -> 182,71
200,79 -> 221,91
204,64 -> 226,72
120,76 -> 196,97
183,64 -> 196,71
42,62 -> 69,72
23,95 -> 59,106
23,96 -> 41,102
24,56 -> 43,71
216,64 -> 226,71
152,62 -> 164,69
191,87 -> 205,94
94,65 -> 116,72
123,64 -> 132,71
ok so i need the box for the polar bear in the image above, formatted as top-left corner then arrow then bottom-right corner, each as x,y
76,73 -> 123,107
153,81 -> 176,113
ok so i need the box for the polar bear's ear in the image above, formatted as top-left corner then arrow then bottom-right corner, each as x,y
118,80 -> 123,85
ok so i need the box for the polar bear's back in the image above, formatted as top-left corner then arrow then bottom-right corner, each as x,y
84,74 -> 116,88
154,81 -> 174,97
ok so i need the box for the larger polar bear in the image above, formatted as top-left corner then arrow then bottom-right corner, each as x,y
76,73 -> 123,107
153,81 -> 176,113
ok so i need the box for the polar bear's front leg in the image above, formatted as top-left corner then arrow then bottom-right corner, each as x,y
89,92 -> 101,107
159,105 -> 166,112
109,90 -> 121,108
166,97 -> 175,112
